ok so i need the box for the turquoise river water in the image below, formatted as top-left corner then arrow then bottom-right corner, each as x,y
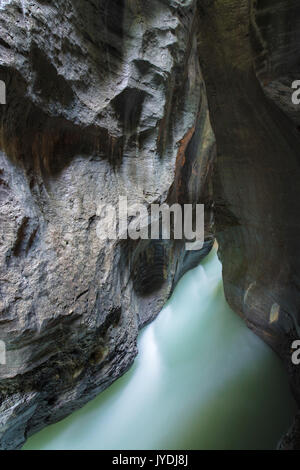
23,248 -> 296,450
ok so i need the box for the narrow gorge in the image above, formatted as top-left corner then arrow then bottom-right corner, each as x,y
0,0 -> 299,450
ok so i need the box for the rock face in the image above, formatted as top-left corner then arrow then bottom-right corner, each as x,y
196,0 -> 300,448
0,0 -> 214,449
0,0 -> 300,450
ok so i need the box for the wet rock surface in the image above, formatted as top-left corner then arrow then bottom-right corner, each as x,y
196,0 -> 300,448
0,0 -> 214,449
0,0 -> 300,450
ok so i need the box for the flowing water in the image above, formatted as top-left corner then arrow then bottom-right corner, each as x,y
23,248 -> 296,450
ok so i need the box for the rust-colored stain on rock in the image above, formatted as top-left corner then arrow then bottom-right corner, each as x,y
174,126 -> 195,202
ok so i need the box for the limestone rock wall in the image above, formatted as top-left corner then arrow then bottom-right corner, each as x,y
196,0 -> 300,447
0,0 -> 214,449
1,0 -> 300,450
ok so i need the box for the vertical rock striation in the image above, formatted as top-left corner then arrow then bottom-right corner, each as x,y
0,0 -> 214,449
196,0 -> 300,448
1,0 -> 299,450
